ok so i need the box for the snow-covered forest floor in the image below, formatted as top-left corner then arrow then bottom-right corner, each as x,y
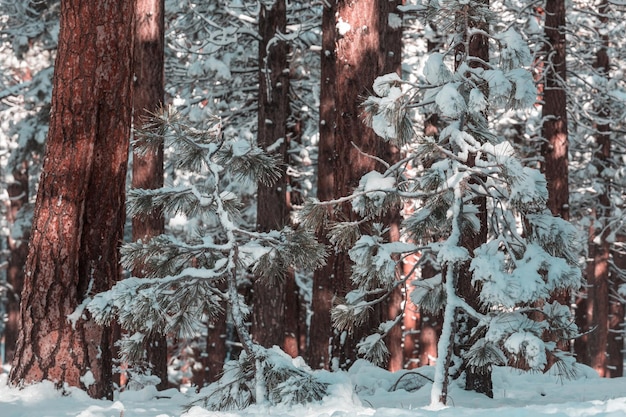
2,361 -> 625,417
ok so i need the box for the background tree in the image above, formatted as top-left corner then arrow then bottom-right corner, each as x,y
309,0 -> 403,371
569,0 -> 626,376
3,162 -> 29,365
8,0 -> 134,399
130,0 -> 168,390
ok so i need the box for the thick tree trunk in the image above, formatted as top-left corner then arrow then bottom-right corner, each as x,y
4,163 -> 29,365
252,0 -> 292,351
9,0 -> 134,399
309,0 -> 402,370
131,0 -> 168,390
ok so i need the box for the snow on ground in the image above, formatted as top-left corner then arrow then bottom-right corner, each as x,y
1,361 -> 625,417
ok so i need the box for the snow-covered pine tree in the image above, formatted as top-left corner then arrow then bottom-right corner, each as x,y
302,0 -> 583,407
86,107 -> 328,408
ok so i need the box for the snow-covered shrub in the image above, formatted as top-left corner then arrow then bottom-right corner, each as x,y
190,347 -> 328,411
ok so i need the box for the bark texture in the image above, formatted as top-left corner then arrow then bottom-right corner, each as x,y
131,0 -> 168,390
309,0 -> 402,370
9,0 -> 134,399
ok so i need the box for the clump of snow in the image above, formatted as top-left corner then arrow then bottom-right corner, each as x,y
388,13 -> 402,30
372,73 -> 402,96
435,83 -> 466,119
336,17 -> 351,36
80,371 -> 95,388
351,171 -> 396,216
424,53 -> 452,85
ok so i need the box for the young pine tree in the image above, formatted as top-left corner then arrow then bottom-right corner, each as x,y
302,0 -> 583,407
86,108 -> 328,409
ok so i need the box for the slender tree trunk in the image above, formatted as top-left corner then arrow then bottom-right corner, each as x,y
4,163 -> 29,365
382,2 -> 404,371
9,0 -> 134,399
131,0 -> 168,390
252,0 -> 292,351
309,0 -> 402,370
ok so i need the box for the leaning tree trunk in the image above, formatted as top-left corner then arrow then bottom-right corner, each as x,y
252,0 -> 294,353
9,0 -> 134,400
309,0 -> 402,370
131,0 -> 168,390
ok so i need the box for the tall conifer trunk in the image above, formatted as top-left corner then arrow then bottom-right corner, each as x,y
541,0 -> 571,355
252,0 -> 293,352
309,0 -> 402,370
9,0 -> 134,399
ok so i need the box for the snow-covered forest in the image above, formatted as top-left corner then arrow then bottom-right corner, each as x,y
1,0 -> 626,416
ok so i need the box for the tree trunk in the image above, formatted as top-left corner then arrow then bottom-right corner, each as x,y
309,0 -> 402,370
541,0 -> 569,221
4,163 -> 29,365
131,0 -> 168,390
9,0 -> 134,399
252,0 -> 292,351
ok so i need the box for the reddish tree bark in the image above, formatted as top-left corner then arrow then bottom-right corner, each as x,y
9,0 -> 134,399
309,0 -> 402,370
131,0 -> 168,390
252,0 -> 294,352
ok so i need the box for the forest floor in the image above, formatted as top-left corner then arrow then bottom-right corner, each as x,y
1,360 -> 625,417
